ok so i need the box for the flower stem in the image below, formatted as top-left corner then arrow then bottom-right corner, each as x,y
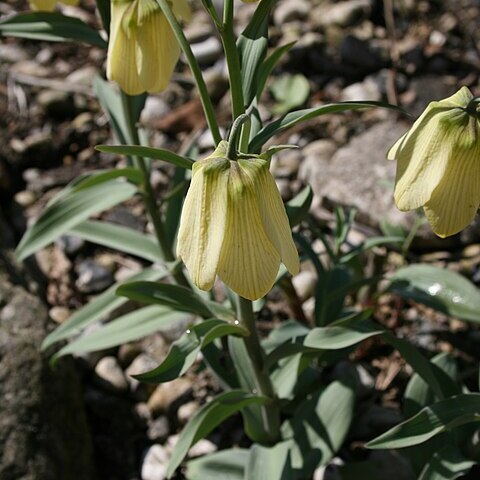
237,295 -> 281,443
121,92 -> 190,287
227,113 -> 250,159
220,0 -> 245,120
156,0 -> 222,146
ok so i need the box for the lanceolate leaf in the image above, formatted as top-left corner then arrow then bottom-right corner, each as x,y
388,264 -> 480,323
69,220 -> 163,262
117,281 -> 215,318
186,449 -> 249,480
418,445 -> 475,480
96,145 -> 194,169
54,305 -> 185,358
245,442 -> 293,480
0,12 -> 107,48
42,267 -> 166,350
367,394 -> 480,449
285,185 -> 313,228
133,319 -> 248,384
249,101 -> 405,152
16,180 -> 138,261
167,391 -> 269,478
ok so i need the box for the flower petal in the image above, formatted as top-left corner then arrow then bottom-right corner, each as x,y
393,106 -> 457,211
107,2 -> 144,95
217,162 -> 281,301
423,141 -> 480,238
136,9 -> 180,93
177,158 -> 230,291
29,0 -> 57,10
239,158 -> 299,276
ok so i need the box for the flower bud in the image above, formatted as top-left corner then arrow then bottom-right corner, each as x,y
107,0 -> 190,95
389,86 -> 480,238
177,141 -> 299,300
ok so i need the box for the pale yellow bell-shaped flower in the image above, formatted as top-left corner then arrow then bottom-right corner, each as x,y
107,0 -> 190,95
389,86 -> 480,238
28,0 -> 78,11
177,141 -> 299,301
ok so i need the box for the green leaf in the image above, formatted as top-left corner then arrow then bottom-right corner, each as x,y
133,319 -> 248,384
54,305 -> 185,358
367,394 -> 480,449
69,220 -> 163,262
245,442 -> 294,480
285,185 -> 313,228
237,0 -> 274,106
167,390 -> 269,478
256,42 -> 296,101
0,12 -> 107,48
117,281 -> 215,318
94,76 -> 146,147
282,381 -> 355,472
418,445 -> 475,480
388,264 -> 480,323
16,180 -> 137,261
339,236 -> 404,264
270,74 -> 310,114
384,333 -> 461,400
42,267 -> 165,350
186,449 -> 249,480
249,101 -> 405,152
96,145 -> 194,170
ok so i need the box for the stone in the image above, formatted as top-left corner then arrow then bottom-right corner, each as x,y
14,189 -> 36,208
75,258 -> 114,294
178,400 -> 200,425
271,148 -> 303,178
141,445 -> 169,480
341,76 -> 381,102
94,356 -> 129,393
273,0 -> 309,25
48,306 -> 71,324
147,378 -> 193,416
0,212 -> 95,479
312,0 -> 372,29
191,36 -> 223,66
188,438 -> 217,458
65,65 -> 98,87
55,234 -> 85,256
125,353 -> 159,394
302,120 -> 418,230
141,96 -> 171,125
292,270 -> 317,301
0,43 -> 29,63
147,416 -> 170,442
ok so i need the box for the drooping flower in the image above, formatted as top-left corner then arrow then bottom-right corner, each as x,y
177,141 -> 299,301
389,86 -> 480,238
28,0 -> 78,11
107,0 -> 190,95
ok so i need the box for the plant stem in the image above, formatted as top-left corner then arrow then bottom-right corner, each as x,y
156,0 -> 222,145
237,295 -> 281,443
121,92 -> 190,287
220,0 -> 245,120
227,114 -> 249,159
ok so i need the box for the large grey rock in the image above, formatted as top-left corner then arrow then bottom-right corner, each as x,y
301,119 -> 413,229
0,212 -> 96,480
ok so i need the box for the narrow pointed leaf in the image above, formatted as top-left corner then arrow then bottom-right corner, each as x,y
186,449 -> 249,480
134,319 -> 248,383
16,180 -> 138,261
0,12 -> 107,48
249,101 -> 405,152
285,185 -> 313,227
96,145 -> 194,169
69,220 -> 163,262
245,442 -> 294,480
388,264 -> 480,323
367,394 -> 480,449
167,391 -> 269,478
42,267 -> 166,350
54,305 -> 184,358
418,445 -> 475,480
117,281 -> 214,318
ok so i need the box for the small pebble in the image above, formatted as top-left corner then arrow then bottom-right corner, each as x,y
141,445 -> 169,480
94,356 -> 129,393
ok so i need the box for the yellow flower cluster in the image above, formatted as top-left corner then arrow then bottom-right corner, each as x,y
177,142 -> 299,300
390,87 -> 480,238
